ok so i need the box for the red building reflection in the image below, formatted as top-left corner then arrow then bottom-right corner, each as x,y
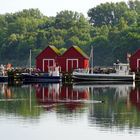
35,84 -> 89,111
129,87 -> 140,111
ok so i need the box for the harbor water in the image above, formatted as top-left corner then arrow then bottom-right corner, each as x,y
0,82 -> 140,140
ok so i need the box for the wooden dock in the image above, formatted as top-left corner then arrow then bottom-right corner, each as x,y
7,71 -> 73,84
7,71 -> 139,84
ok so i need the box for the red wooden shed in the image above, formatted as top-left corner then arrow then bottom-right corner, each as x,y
36,45 -> 89,73
129,49 -> 140,72
36,45 -> 60,72
59,45 -> 89,73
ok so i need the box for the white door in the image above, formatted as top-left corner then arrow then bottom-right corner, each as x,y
66,59 -> 78,72
137,59 -> 140,72
43,59 -> 55,72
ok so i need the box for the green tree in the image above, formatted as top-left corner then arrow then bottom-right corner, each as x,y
88,2 -> 129,27
117,17 -> 128,31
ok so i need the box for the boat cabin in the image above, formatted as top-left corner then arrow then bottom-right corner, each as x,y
48,66 -> 60,76
113,63 -> 130,75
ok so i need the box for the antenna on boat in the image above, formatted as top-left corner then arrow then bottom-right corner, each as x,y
90,46 -> 94,73
29,49 -> 31,75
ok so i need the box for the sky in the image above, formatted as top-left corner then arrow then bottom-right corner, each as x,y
0,0 -> 128,17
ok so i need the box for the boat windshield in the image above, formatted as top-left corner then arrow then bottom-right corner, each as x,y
114,63 -> 130,75
74,69 -> 89,73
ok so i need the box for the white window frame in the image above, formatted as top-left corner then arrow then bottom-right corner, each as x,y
43,59 -> 55,72
137,59 -> 140,72
66,59 -> 78,72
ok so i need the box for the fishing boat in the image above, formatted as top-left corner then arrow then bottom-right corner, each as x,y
72,63 -> 135,82
22,49 -> 61,84
0,75 -> 8,82
72,46 -> 135,82
0,64 -> 8,82
22,66 -> 61,83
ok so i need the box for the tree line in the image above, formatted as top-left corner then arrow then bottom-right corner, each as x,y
0,0 -> 140,66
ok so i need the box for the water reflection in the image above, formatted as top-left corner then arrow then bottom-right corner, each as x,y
86,83 -> 140,130
0,83 -> 41,118
0,82 -> 140,130
35,83 -> 90,111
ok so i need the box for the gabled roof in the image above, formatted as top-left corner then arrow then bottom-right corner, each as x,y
49,45 -> 60,55
36,45 -> 60,59
130,48 -> 140,59
72,45 -> 89,59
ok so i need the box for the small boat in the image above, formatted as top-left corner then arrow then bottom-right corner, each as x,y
0,75 -> 8,82
0,64 -> 8,82
22,49 -> 61,83
22,66 -> 62,83
72,63 -> 135,82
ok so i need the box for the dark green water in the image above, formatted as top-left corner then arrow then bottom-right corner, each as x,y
0,82 -> 140,140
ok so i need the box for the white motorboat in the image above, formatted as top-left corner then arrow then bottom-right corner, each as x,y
72,63 -> 135,82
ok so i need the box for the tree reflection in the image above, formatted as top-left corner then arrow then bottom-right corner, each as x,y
0,82 -> 140,130
0,83 -> 41,118
88,83 -> 140,129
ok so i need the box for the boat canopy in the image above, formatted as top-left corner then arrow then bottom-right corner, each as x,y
113,63 -> 130,75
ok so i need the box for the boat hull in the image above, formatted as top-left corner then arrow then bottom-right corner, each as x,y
22,74 -> 61,83
0,76 -> 8,82
72,72 -> 135,82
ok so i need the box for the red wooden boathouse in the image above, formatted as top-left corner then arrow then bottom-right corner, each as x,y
59,45 -> 89,73
36,45 -> 60,72
36,45 -> 89,73
129,49 -> 140,72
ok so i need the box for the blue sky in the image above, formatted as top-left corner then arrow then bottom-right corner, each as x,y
0,0 -> 127,17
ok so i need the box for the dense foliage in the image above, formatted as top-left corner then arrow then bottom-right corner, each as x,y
0,0 -> 140,66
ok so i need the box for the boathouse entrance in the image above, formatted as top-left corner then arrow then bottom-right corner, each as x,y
66,59 -> 78,72
43,59 -> 55,72
136,59 -> 140,72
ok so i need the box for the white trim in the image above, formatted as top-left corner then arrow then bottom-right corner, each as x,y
43,87 -> 45,101
43,59 -> 55,72
59,66 -> 61,72
137,88 -> 139,103
66,87 -> 68,99
137,59 -> 140,72
66,59 -> 78,72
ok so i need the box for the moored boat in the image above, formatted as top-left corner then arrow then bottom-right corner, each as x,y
0,64 -> 8,82
22,49 -> 61,84
0,76 -> 8,82
72,63 -> 135,82
22,66 -> 61,83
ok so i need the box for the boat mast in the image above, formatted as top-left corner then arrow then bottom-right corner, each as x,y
29,49 -> 31,75
91,46 -> 93,73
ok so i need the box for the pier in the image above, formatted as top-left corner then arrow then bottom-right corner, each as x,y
7,71 -> 139,85
7,71 -> 73,84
